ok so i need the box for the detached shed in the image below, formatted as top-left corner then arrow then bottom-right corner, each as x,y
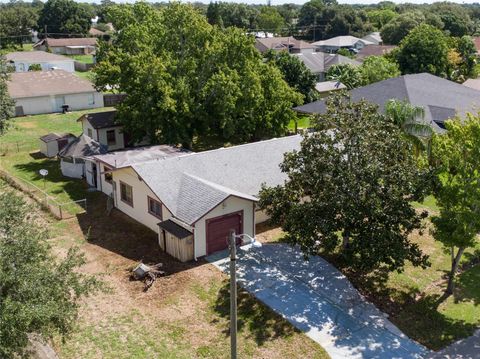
158,219 -> 194,262
39,132 -> 76,158
58,134 -> 107,187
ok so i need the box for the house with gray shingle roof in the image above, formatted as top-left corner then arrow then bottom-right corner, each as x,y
94,135 -> 302,262
295,73 -> 480,132
292,52 -> 361,82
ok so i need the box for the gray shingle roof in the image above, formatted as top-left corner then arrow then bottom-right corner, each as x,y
292,52 -> 361,74
295,73 -> 480,132
79,111 -> 118,129
132,135 -> 302,225
59,134 -> 107,158
312,36 -> 374,48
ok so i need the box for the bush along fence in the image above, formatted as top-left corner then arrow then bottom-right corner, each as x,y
0,170 -> 87,220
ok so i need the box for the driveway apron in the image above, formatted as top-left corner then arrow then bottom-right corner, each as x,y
207,243 -> 431,359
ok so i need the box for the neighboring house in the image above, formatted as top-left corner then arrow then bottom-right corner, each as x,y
362,32 -> 382,45
473,37 -> 480,55
292,52 -> 361,81
312,36 -> 374,53
77,111 -> 148,151
462,78 -> 480,91
58,134 -> 107,187
93,135 -> 302,261
7,70 -> 103,116
6,51 -> 75,73
255,36 -> 315,54
7,70 -> 104,116
39,132 -> 76,158
356,45 -> 396,61
89,27 -> 105,37
314,81 -> 346,96
33,37 -> 97,55
295,73 -> 480,132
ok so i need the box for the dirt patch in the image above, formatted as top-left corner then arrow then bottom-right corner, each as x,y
255,222 -> 285,243
18,121 -> 37,129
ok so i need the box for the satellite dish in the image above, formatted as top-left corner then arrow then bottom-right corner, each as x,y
39,169 -> 48,177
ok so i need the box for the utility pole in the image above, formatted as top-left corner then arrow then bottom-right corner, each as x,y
229,230 -> 237,359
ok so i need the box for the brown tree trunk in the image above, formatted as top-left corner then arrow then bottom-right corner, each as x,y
342,231 -> 350,250
446,246 -> 465,295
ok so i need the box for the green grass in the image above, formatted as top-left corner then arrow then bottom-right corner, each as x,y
413,195 -> 439,213
68,54 -> 94,64
351,228 -> 480,350
0,108 -> 112,206
74,70 -> 94,81
288,116 -> 311,131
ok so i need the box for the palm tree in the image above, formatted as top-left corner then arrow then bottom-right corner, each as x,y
385,99 -> 433,155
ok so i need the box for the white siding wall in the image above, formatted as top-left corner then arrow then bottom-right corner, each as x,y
13,60 -> 75,73
81,119 -> 98,141
193,196 -> 255,258
14,92 -> 103,115
111,167 -> 172,232
98,127 -> 125,151
84,160 -> 97,187
60,159 -> 84,179
39,140 -> 58,157
98,163 -> 113,195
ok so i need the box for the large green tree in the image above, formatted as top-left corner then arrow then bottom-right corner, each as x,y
360,55 -> 400,85
257,6 -> 285,35
431,115 -> 480,295
94,3 -> 301,148
431,2 -> 473,37
326,63 -> 364,89
0,5 -> 38,48
37,0 -> 93,37
380,11 -> 426,45
259,96 -> 431,272
265,50 -> 317,103
0,56 -> 14,135
0,188 -> 100,358
396,24 -> 450,76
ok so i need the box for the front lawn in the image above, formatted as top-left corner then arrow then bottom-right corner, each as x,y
2,182 -> 329,359
288,116 -> 311,131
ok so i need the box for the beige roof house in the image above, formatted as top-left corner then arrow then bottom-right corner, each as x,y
34,37 -> 97,55
6,51 -> 75,72
8,70 -> 104,115
255,36 -> 315,54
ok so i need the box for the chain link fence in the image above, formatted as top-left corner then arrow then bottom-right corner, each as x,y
0,170 -> 87,220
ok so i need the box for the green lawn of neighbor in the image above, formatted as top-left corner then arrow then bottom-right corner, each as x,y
288,116 -> 311,131
68,54 -> 95,64
74,71 -> 94,81
0,108 -> 112,206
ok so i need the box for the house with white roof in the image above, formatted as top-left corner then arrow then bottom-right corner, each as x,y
312,35 -> 374,53
91,135 -> 301,262
6,51 -> 75,73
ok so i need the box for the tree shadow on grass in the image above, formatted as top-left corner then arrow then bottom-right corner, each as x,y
455,265 -> 480,306
345,267 -> 478,350
212,280 -> 298,346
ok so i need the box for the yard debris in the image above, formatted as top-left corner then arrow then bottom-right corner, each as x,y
131,262 -> 164,291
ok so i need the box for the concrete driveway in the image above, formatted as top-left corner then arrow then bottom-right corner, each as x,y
207,243 -> 431,359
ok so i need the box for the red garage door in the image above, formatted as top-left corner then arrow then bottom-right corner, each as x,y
206,211 -> 243,254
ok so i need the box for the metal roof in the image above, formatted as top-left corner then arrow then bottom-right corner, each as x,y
312,36 -> 374,48
94,144 -> 191,169
132,135 -> 302,225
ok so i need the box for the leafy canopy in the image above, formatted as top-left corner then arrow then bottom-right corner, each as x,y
396,24 -> 450,76
259,95 -> 431,272
94,3 -> 302,148
0,56 -> 14,136
37,0 -> 93,36
0,187 -> 100,358
431,115 -> 480,294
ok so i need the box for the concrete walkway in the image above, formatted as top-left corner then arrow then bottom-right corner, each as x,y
428,330 -> 480,359
207,243 -> 431,359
